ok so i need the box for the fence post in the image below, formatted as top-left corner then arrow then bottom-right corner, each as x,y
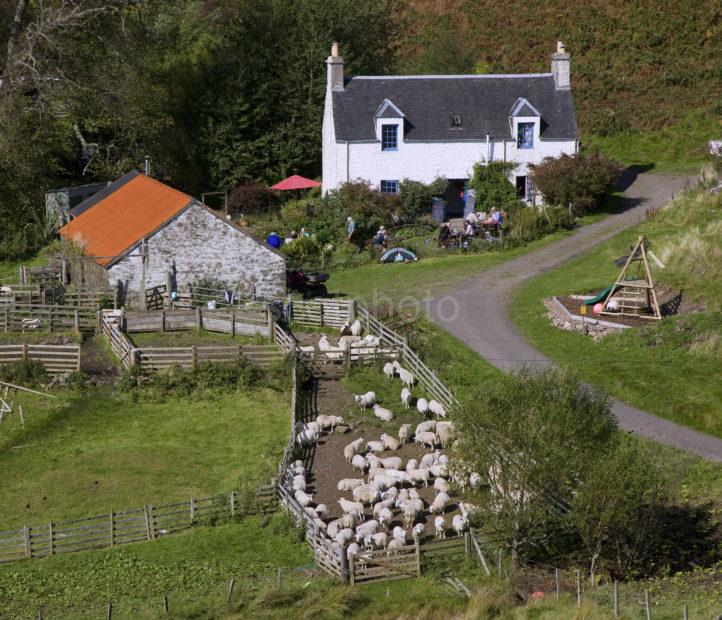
555,568 -> 560,600
226,577 -> 235,604
106,602 -> 112,620
682,603 -> 688,620
344,347 -> 351,371
196,307 -> 202,329
144,505 -> 155,541
267,308 -> 275,341
613,580 -> 619,617
160,311 -> 166,332
48,307 -> 53,332
110,511 -> 115,547
48,522 -> 54,556
191,345 -> 197,370
349,299 -> 357,321
576,569 -> 581,606
497,548 -> 503,578
190,498 -> 196,523
415,538 -> 421,576
644,589 -> 651,620
73,309 -> 79,333
230,310 -> 235,338
22,343 -> 28,361
23,525 -> 32,558
4,308 -> 8,332
230,491 -> 236,517
349,554 -> 355,586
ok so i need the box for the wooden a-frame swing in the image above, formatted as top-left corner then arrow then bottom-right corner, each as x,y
601,235 -> 662,320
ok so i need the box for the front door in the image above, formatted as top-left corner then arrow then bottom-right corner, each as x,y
516,176 -> 527,200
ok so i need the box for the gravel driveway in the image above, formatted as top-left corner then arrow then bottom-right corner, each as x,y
431,170 -> 722,462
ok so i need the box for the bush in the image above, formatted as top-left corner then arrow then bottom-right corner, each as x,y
398,177 -> 446,222
529,153 -> 622,216
467,161 -> 521,213
0,360 -> 48,386
227,181 -> 279,216
507,205 -> 575,243
282,236 -> 325,270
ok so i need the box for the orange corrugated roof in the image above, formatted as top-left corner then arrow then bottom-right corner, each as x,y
59,173 -> 192,267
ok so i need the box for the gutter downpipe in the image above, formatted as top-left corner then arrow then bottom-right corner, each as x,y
486,134 -> 490,164
346,142 -> 350,182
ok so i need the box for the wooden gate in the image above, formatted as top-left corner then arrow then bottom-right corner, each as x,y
349,543 -> 421,585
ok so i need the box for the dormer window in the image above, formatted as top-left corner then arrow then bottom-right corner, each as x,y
381,124 -> 398,151
451,115 -> 462,127
517,122 -> 534,149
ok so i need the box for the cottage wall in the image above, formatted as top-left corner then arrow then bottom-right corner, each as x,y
108,203 -> 286,304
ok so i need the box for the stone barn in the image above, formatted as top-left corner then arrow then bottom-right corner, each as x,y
59,170 -> 286,304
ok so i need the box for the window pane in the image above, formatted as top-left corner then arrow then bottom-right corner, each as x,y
517,122 -> 534,149
382,125 -> 398,150
380,180 -> 398,194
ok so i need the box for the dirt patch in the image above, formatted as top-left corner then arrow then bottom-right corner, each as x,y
304,376 -> 462,542
80,336 -> 120,384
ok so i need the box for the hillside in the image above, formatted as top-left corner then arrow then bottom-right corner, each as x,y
395,0 -> 722,165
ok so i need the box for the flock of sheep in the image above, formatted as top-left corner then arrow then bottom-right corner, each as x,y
287,339 -> 482,564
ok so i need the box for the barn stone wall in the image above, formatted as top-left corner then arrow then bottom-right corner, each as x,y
108,202 -> 286,304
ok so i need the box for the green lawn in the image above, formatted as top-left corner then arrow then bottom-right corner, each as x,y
0,329 -> 81,344
0,387 -> 289,528
128,328 -> 264,348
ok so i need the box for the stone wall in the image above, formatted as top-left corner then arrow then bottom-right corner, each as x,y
544,298 -> 627,340
108,202 -> 286,304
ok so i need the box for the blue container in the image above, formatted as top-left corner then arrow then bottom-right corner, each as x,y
432,197 -> 445,224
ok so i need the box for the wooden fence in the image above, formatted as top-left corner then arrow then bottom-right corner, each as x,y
291,299 -> 354,328
136,344 -> 284,370
0,486 -> 276,564
0,285 -> 117,310
101,314 -> 135,369
1,305 -> 97,333
123,308 -> 271,338
0,344 -> 80,373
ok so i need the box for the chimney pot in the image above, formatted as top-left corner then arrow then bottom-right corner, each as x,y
144,155 -> 151,176
326,41 -> 344,91
331,42 -> 339,58
557,40 -> 566,54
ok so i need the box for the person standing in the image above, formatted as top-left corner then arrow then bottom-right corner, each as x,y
346,216 -> 356,243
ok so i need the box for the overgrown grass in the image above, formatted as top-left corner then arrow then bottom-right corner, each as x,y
0,329 -> 81,344
128,328 -> 264,347
511,186 -> 722,436
0,387 -> 289,528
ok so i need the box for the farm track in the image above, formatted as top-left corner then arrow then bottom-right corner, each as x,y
431,170 -> 722,462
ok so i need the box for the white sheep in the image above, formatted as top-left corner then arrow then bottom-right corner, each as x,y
398,424 -> 411,444
335,528 -> 354,546
382,487 -> 398,501
294,460 -> 304,469
459,502 -> 478,520
296,428 -> 317,446
337,478 -> 365,492
313,517 -> 327,532
416,397 -> 429,416
353,484 -> 380,505
370,532 -> 388,549
428,400 -> 446,419
370,474 -> 395,491
292,475 -> 306,492
350,320 -> 363,336
316,414 -> 344,430
400,388 -> 412,409
415,431 -> 437,449
379,456 -> 402,470
314,504 -> 329,520
405,459 -> 418,473
430,464 -> 448,478
392,526 -> 408,544
452,515 -> 468,536
373,498 -> 395,516
438,454 -> 449,466
338,498 -> 364,521
436,422 -> 455,448
469,472 -> 482,489
395,489 -> 409,508
383,362 -> 396,379
294,490 -> 313,507
434,478 -> 449,494
403,504 -> 420,527
346,543 -> 360,562
355,519 -> 379,544
292,464 -> 306,477
398,368 -> 415,388
412,523 -> 424,541
366,440 -> 386,453
354,391 -> 376,409
343,437 -> 365,462
434,516 -> 446,539
362,334 -> 381,346
372,404 -> 394,423
387,538 -> 404,554
351,454 -> 368,472
340,513 -> 358,529
429,492 -> 450,514
326,520 -> 341,539
409,469 -> 430,487
339,335 -> 362,348
379,433 -> 399,451
377,507 -> 393,528
415,420 -> 436,435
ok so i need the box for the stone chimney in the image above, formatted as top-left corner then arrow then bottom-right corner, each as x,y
551,41 -> 570,90
327,41 -> 344,91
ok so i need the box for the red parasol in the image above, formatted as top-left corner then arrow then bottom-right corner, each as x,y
270,175 -> 321,191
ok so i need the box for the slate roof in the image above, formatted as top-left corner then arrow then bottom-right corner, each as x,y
332,74 -> 577,142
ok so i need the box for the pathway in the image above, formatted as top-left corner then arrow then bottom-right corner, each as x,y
431,171 -> 722,462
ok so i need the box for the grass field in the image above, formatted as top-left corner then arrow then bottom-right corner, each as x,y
511,186 -> 722,437
0,329 -> 81,344
128,328 -> 264,347
0,387 -> 289,528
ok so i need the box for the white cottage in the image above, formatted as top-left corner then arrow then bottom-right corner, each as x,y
322,42 -> 579,216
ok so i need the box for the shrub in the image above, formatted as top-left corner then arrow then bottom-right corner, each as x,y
507,205 -> 575,243
467,161 -> 521,213
228,181 -> 279,216
282,236 -> 325,269
398,177 -> 446,222
0,360 -> 48,386
529,153 -> 622,216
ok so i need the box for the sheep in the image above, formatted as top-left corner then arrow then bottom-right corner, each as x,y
335,528 -> 354,546
430,464 -> 448,478
377,507 -> 393,528
452,515 -> 468,536
373,498 -> 395,517
459,502 -> 478,520
436,423 -> 455,448
398,368 -> 415,388
296,428 -> 318,446
370,474 -> 395,492
362,334 -> 381,346
294,460 -> 304,469
409,469 -> 430,487
380,433 -> 400,451
340,513 -> 358,530
434,516 -> 446,539
306,421 -> 320,433
428,400 -> 446,419
339,335 -> 362,348
469,472 -> 482,489
351,454 -> 368,472
355,519 -> 379,544
338,498 -> 364,521
392,526 -> 408,544
313,517 -> 327,532
387,538 -> 404,554
405,459 -> 418,473
415,420 -> 436,435
408,488 -> 420,501
350,320 -> 363,337
419,453 -> 435,469
337,478 -> 365,492
304,507 -> 317,519
292,464 -> 306,477
429,492 -> 450,514
316,414 -> 344,430
411,523 -> 424,541
326,520 -> 341,539
379,456 -> 402,470
369,532 -> 388,549
314,504 -> 329,520
352,484 -> 380,505
403,504 -> 421,527
382,469 -> 411,485
400,387 -> 412,409
415,431 -> 438,449
395,489 -> 409,509
382,487 -> 398,501
438,454 -> 449,466
343,437 -> 365,462
366,440 -> 386,453
372,404 -> 394,423
292,476 -> 307,492
434,478 -> 449,494
346,543 -> 360,562
318,335 -> 344,360
354,391 -> 376,409
416,398 -> 429,416
383,362 -> 396,379
294,490 -> 313,507
398,424 -> 411,445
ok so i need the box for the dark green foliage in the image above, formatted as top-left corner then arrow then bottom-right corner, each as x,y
529,154 -> 623,215
228,182 -> 279,216
506,205 -> 576,244
0,360 -> 48,386
467,161 -> 521,213
398,177 -> 447,221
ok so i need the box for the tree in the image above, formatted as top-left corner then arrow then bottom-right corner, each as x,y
452,368 -> 617,565
528,153 -> 622,216
398,177 -> 446,222
467,161 -> 520,213
571,439 -> 664,582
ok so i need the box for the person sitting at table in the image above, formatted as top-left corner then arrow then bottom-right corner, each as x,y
464,219 -> 474,239
438,222 -> 452,247
371,225 -> 388,248
483,207 -> 501,227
